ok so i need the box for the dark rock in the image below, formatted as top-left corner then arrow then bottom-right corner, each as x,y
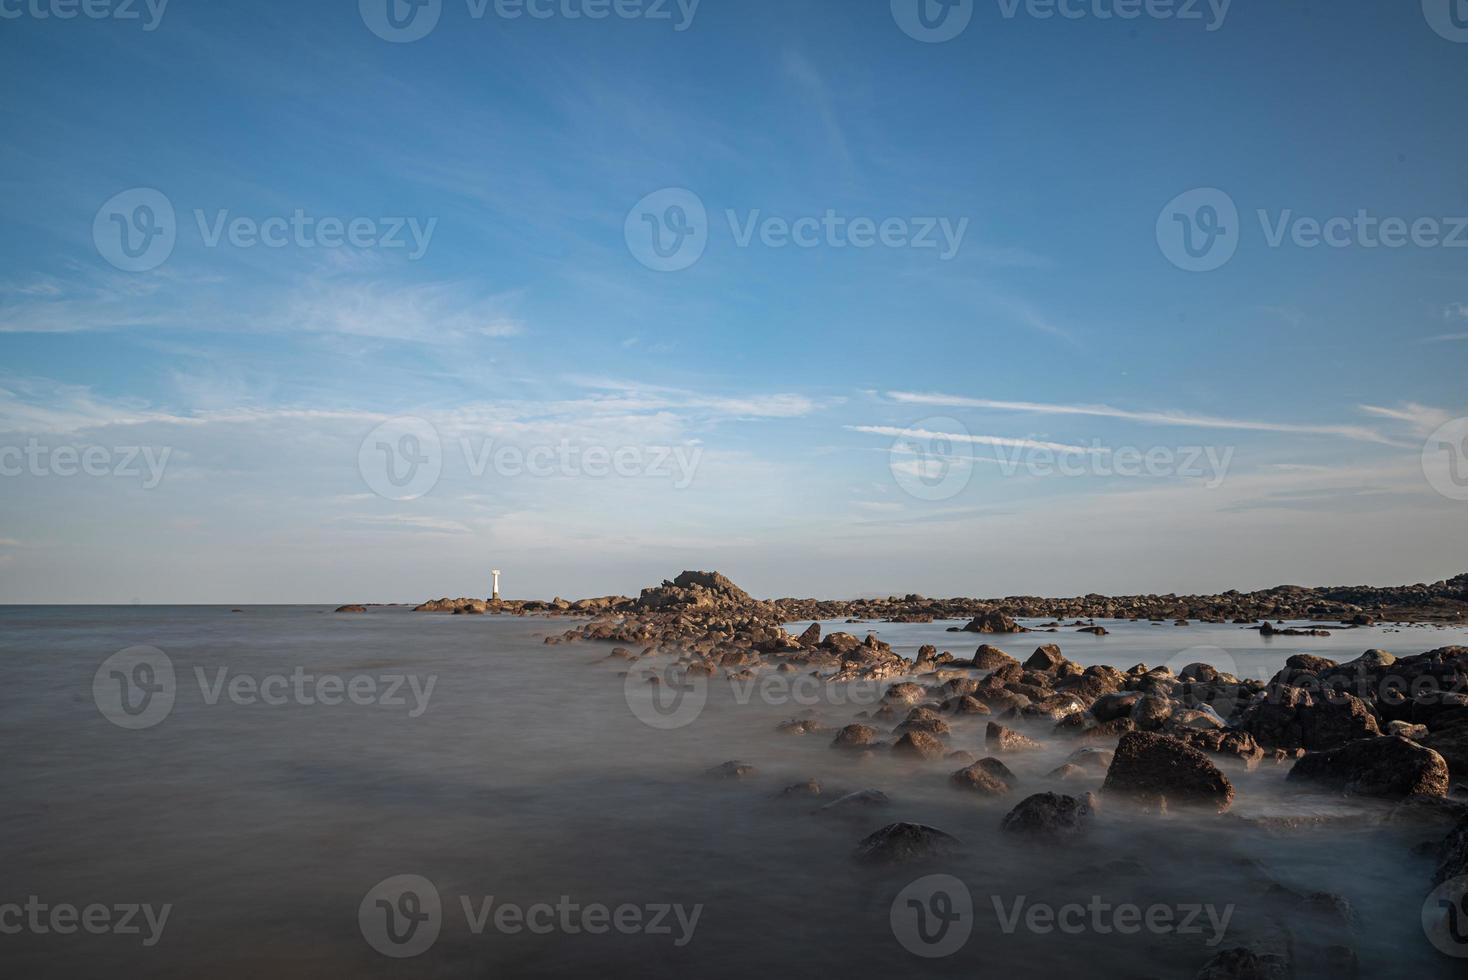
815,789 -> 890,816
972,644 -> 1019,669
852,822 -> 960,865
778,778 -> 822,798
705,760 -> 756,780
1102,732 -> 1235,812
1436,815 -> 1468,884
334,604 -> 367,613
797,622 -> 821,647
999,792 -> 1095,840
1194,947 -> 1289,980
962,610 -> 1028,634
1024,644 -> 1068,672
1288,735 -> 1450,799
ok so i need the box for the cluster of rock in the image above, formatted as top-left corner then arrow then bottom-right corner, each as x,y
556,572 -> 1468,978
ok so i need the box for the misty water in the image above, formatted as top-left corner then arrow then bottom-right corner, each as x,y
2,607 -> 1466,978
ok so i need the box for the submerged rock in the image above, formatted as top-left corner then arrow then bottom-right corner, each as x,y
999,792 -> 1094,840
1101,732 -> 1235,812
852,822 -> 961,865
831,724 -> 879,750
892,730 -> 946,760
705,761 -> 757,780
816,789 -> 890,816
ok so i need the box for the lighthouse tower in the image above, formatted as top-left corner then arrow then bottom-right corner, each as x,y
491,569 -> 502,601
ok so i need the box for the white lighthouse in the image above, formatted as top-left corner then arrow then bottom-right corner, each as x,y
491,569 -> 502,601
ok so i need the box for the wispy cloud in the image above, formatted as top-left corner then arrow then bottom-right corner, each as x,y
847,424 -> 1095,454
884,391 -> 1404,446
1357,402 -> 1453,437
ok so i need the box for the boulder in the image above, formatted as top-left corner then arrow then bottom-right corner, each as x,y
1436,815 -> 1468,884
1024,644 -> 1067,672
853,822 -> 961,865
797,622 -> 821,647
972,644 -> 1019,669
705,760 -> 756,780
950,762 -> 1012,796
1288,735 -> 1450,799
986,721 -> 1042,753
831,724 -> 879,750
1423,727 -> 1468,783
778,778 -> 822,798
815,789 -> 890,815
892,730 -> 946,760
962,610 -> 1027,634
999,792 -> 1095,840
1194,947 -> 1289,980
1101,732 -> 1235,812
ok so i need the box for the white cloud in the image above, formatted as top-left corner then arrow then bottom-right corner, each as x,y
885,391 -> 1403,445
847,424 -> 1095,454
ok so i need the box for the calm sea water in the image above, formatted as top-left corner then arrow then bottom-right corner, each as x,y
2,607 -> 1465,978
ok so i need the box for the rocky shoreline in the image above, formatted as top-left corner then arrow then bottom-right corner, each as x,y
403,569 -> 1468,625
506,571 -> 1467,977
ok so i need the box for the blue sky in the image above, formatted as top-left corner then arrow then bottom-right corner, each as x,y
1,0 -> 1466,602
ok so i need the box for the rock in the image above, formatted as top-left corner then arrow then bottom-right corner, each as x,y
1101,732 -> 1235,812
831,724 -> 880,750
815,789 -> 890,816
1076,625 -> 1109,635
1288,735 -> 1450,799
797,622 -> 821,647
1065,747 -> 1115,771
972,644 -> 1019,669
951,762 -> 1012,796
893,731 -> 946,760
1092,691 -> 1144,723
1436,815 -> 1468,884
986,721 -> 1042,753
1130,694 -> 1175,731
883,682 -> 927,704
945,695 -> 991,715
705,760 -> 756,780
776,718 -> 827,736
778,778 -> 822,798
1423,727 -> 1468,783
1047,763 -> 1088,780
962,610 -> 1028,634
852,822 -> 961,865
1024,644 -> 1068,672
334,604 -> 367,613
1238,687 -> 1381,751
999,792 -> 1094,840
1194,947 -> 1289,980
896,708 -> 951,737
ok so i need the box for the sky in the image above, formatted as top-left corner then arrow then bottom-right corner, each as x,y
1,0 -> 1466,603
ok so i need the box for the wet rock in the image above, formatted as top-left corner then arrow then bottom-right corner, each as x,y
893,730 -> 946,760
797,622 -> 821,647
986,721 -> 1042,753
1423,727 -> 1468,783
1092,691 -> 1144,723
832,724 -> 880,750
1238,687 -> 1381,751
1288,735 -> 1450,799
950,762 -> 1012,796
1102,732 -> 1235,812
999,792 -> 1094,840
883,682 -> 927,704
852,822 -> 961,865
706,761 -> 756,780
1076,625 -> 1109,635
